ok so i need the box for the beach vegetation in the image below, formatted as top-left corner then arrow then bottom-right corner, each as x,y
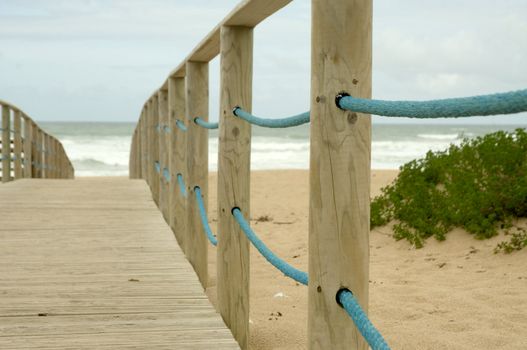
371,128 -> 527,250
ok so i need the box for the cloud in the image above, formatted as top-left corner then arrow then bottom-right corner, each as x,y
0,0 -> 525,124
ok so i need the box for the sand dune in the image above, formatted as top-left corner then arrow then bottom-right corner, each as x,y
204,170 -> 526,349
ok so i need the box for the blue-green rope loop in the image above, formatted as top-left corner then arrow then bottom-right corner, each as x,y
338,290 -> 391,350
162,167 -> 170,182
163,125 -> 171,133
176,173 -> 187,197
155,124 -> 161,132
154,161 -> 160,173
194,186 -> 218,246
176,119 -> 187,132
337,88 -> 527,118
194,117 -> 219,129
232,208 -> 390,349
232,208 -> 308,285
233,107 -> 310,128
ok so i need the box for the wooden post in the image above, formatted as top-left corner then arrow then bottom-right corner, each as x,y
147,99 -> 155,190
1,105 -> 10,182
13,110 -> 23,179
217,25 -> 253,350
23,115 -> 32,178
42,133 -> 48,178
185,61 -> 209,288
168,76 -> 187,249
152,94 -> 160,204
30,121 -> 38,178
141,108 -> 148,180
308,1 -> 372,349
158,89 -> 169,221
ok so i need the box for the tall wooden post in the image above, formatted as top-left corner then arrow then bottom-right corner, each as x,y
23,115 -> 32,178
185,61 -> 209,288
140,108 -> 147,181
1,105 -> 10,182
151,94 -> 160,204
168,76 -> 187,249
30,121 -> 38,178
158,89 -> 169,220
308,0 -> 372,349
147,99 -> 155,190
13,110 -> 23,179
217,25 -> 253,350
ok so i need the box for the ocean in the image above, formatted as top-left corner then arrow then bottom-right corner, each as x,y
40,122 -> 527,177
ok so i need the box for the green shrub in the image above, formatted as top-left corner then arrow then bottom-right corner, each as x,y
371,128 -> 527,249
494,229 -> 527,254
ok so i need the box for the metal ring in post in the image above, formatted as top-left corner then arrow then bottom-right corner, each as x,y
335,92 -> 351,110
232,106 -> 241,117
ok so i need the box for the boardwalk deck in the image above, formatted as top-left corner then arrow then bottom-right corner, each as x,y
0,178 -> 239,349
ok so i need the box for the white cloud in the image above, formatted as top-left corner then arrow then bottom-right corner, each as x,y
0,0 -> 525,124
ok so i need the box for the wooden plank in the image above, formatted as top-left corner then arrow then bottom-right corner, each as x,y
168,0 -> 292,78
308,0 -> 373,349
217,25 -> 253,350
1,104 -> 10,182
0,178 -> 239,349
168,77 -> 187,250
22,115 -> 32,178
185,61 -> 209,288
13,109 -> 23,179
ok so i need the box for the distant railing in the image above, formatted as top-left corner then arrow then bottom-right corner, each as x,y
128,0 -> 526,349
0,99 -> 74,182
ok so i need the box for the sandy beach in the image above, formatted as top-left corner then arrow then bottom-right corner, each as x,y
204,170 -> 526,350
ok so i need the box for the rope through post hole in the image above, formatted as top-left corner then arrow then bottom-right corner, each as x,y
162,168 -> 170,182
194,117 -> 219,129
175,119 -> 187,131
233,107 -> 310,128
194,186 -> 218,246
337,88 -> 527,119
232,208 -> 308,285
154,161 -> 160,173
176,173 -> 187,197
338,290 -> 391,350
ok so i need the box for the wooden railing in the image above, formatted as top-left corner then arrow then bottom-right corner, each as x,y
129,0 -> 372,349
1,99 -> 74,182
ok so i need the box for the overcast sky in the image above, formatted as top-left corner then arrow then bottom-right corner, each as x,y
0,0 -> 526,124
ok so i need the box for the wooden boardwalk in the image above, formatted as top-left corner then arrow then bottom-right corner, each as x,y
0,178 -> 239,349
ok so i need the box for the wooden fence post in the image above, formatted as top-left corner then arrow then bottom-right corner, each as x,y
308,0 -> 372,349
1,104 -> 10,182
23,115 -> 32,178
151,94 -> 160,204
30,121 -> 38,178
168,76 -> 187,249
217,25 -> 253,350
140,109 -> 146,180
185,61 -> 209,288
158,89 -> 169,221
13,110 -> 23,179
147,99 -> 155,190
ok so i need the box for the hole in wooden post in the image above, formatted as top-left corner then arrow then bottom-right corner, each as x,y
335,287 -> 352,307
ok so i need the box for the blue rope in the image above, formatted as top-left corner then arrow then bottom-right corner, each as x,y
338,89 -> 527,118
232,208 -> 308,285
163,125 -> 171,133
194,117 -> 218,130
162,167 -> 171,182
154,161 -> 160,173
176,119 -> 187,131
177,173 -> 187,197
233,107 -> 310,128
194,186 -> 218,246
155,124 -> 161,132
339,290 -> 391,350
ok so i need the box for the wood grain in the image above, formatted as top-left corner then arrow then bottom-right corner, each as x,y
217,25 -> 253,350
0,178 -> 239,349
1,104 -> 10,182
185,61 -> 209,288
308,0 -> 372,349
